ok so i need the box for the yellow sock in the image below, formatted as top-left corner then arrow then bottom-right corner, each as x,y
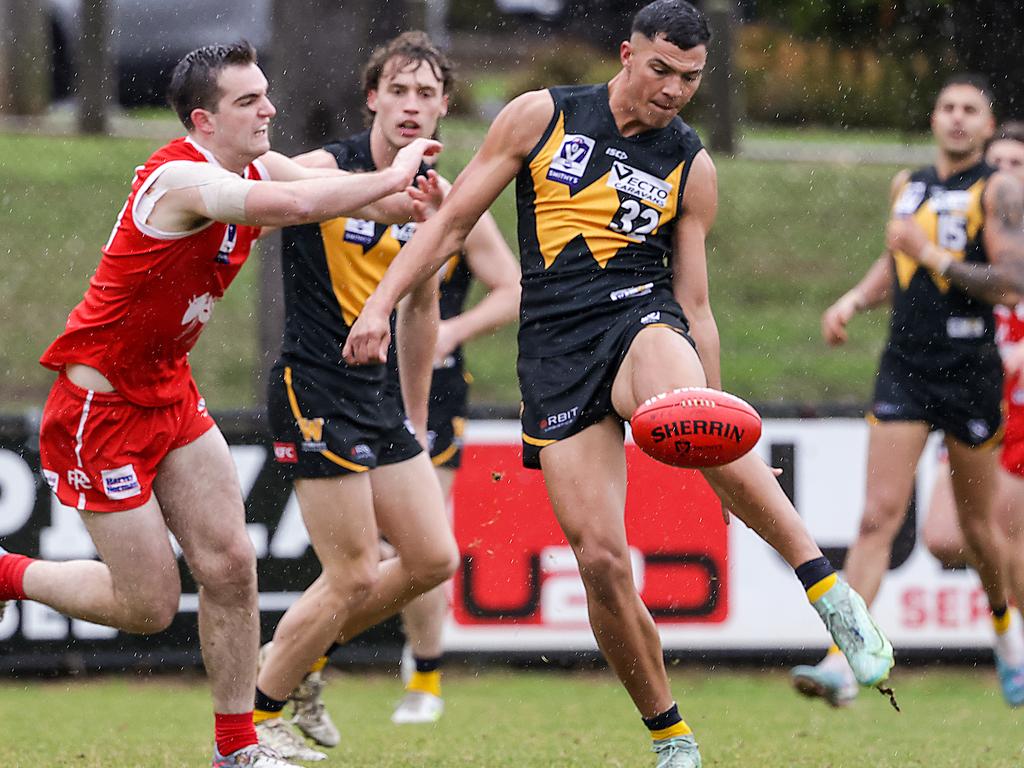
650,721 -> 692,740
407,669 -> 442,697
253,709 -> 283,724
826,643 -> 842,656
309,655 -> 329,674
994,610 -> 1012,635
806,572 -> 838,603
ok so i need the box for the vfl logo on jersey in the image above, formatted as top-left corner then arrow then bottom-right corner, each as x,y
607,162 -> 671,208
343,218 -> 377,246
893,181 -> 927,217
101,464 -> 142,500
215,223 -> 237,264
391,222 -> 417,244
547,134 -> 596,185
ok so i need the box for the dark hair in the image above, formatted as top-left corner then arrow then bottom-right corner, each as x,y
167,41 -> 258,130
361,31 -> 454,126
937,73 -> 994,109
990,121 -> 1024,146
632,0 -> 711,50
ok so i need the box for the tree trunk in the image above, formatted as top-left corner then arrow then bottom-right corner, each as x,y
1,0 -> 50,115
77,0 -> 113,134
258,0 -> 413,384
703,0 -> 738,155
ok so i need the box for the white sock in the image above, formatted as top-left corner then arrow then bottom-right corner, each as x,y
995,610 -> 1024,667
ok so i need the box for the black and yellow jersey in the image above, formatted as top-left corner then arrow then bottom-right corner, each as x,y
437,252 -> 472,368
516,83 -> 704,354
888,161 -> 996,366
279,130 -> 418,377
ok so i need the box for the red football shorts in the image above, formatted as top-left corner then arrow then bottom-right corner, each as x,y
38,372 -> 215,512
1001,403 -> 1024,477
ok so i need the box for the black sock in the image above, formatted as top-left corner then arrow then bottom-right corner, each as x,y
642,702 -> 682,731
254,687 -> 287,713
795,556 -> 835,593
415,655 -> 443,673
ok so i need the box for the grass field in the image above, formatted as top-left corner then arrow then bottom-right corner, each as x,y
0,121 -> 900,411
0,668 -> 1019,767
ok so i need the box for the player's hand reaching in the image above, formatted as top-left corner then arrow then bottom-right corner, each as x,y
434,320 -> 461,366
392,138 -> 443,188
408,169 -> 444,222
342,299 -> 392,365
887,218 -> 930,261
821,290 -> 863,346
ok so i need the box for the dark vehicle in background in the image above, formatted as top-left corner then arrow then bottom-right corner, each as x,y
48,0 -> 269,105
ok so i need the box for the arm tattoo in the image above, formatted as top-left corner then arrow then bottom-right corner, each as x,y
944,257 -> 1024,306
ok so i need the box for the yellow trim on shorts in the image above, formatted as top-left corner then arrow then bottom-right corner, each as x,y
431,442 -> 459,466
522,433 -> 557,448
283,366 -> 368,473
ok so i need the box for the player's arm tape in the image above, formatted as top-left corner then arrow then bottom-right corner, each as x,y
153,160 -> 257,221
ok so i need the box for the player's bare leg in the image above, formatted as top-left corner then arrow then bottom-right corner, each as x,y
842,421 -> 929,605
335,453 -> 458,642
393,466 -> 453,724
922,459 -> 972,568
258,473 -> 380,701
19,498 -> 181,632
945,438 -> 1008,607
615,328 -> 892,706
540,417 -> 672,716
1000,471 -> 1024,706
155,427 -> 261,715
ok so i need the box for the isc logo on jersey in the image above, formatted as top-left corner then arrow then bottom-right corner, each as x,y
547,134 -> 596,185
391,222 -> 417,244
607,162 -> 671,209
893,181 -> 927,217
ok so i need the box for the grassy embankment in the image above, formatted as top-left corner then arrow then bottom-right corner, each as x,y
0,122 -> 900,412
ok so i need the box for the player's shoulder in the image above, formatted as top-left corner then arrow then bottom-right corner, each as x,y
322,130 -> 373,171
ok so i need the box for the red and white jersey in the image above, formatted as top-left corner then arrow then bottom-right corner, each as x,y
40,137 -> 267,407
995,303 -> 1024,407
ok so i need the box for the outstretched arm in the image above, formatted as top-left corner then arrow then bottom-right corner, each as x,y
342,89 -> 554,365
435,212 -> 521,364
672,150 -> 720,389
397,275 -> 441,444
146,138 -> 440,232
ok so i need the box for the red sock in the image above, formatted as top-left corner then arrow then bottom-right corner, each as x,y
0,553 -> 34,601
215,711 -> 258,757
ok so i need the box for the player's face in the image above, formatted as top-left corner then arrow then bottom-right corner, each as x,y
931,85 -> 994,159
367,58 -> 448,149
620,33 -> 706,129
985,139 -> 1024,182
209,63 -> 276,160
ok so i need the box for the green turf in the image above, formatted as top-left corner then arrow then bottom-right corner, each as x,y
0,668 -> 1018,766
0,123 -> 902,411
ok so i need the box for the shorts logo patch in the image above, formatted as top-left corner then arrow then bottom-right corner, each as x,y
301,440 -> 327,452
873,401 -> 901,417
540,406 -> 580,433
607,161 -> 671,209
640,311 -> 662,324
343,218 -> 376,246
42,468 -> 59,494
197,397 -> 209,415
66,468 -> 92,491
273,442 -> 298,463
547,134 -> 596,186
947,317 -> 985,339
967,420 -> 991,441
350,443 -> 375,461
403,418 -> 416,435
101,464 -> 141,500
296,415 -> 325,443
426,430 -> 438,452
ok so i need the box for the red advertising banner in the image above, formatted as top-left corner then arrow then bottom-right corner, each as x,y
450,443 -> 729,630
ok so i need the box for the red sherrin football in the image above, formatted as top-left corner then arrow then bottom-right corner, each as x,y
630,387 -> 762,468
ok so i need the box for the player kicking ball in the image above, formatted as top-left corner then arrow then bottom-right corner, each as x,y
342,3 -> 895,766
